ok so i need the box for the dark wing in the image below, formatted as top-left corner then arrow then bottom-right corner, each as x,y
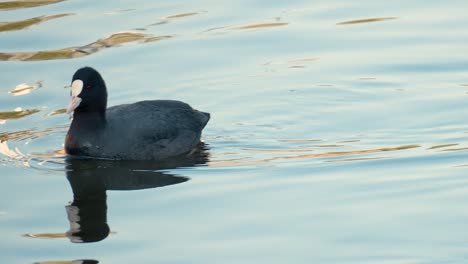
104,100 -> 209,159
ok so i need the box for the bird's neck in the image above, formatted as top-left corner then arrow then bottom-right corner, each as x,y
71,111 -> 107,132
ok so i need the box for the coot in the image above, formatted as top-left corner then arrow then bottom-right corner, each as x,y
65,67 -> 210,160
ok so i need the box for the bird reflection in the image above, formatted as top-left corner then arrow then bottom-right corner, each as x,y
64,147 -> 209,243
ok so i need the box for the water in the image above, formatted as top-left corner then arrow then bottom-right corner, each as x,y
1,1 -> 468,263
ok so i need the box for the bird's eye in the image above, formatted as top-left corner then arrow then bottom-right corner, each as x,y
86,86 -> 92,90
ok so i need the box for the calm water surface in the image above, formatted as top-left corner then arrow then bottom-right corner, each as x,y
1,1 -> 468,263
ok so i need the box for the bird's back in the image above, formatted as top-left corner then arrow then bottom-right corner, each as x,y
100,100 -> 210,160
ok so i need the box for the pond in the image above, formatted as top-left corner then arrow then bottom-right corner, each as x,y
1,1 -> 468,263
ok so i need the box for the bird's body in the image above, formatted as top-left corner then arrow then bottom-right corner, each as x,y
65,67 -> 210,160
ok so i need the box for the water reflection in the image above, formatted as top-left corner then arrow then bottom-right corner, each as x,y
211,144 -> 420,166
0,0 -> 63,11
165,12 -> 199,19
336,17 -> 398,25
148,11 -> 200,27
35,260 -> 98,264
26,147 -> 209,244
0,125 -> 67,142
233,22 -> 288,30
0,32 -> 172,61
0,14 -> 71,33
0,108 -> 40,122
8,82 -> 42,96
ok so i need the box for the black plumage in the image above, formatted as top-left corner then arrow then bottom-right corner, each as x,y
65,67 -> 210,160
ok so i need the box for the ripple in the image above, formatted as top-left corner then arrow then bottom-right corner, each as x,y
428,143 -> 459,149
441,147 -> 468,152
23,232 -> 66,239
0,141 -> 67,170
233,22 -> 289,30
278,139 -> 322,143
0,14 -> 71,33
0,31 -> 172,61
325,156 -> 386,163
0,141 -> 25,160
336,17 -> 398,25
103,8 -> 135,15
165,12 -> 199,19
30,149 -> 67,167
242,148 -> 313,153
0,107 -> 40,122
0,0 -> 64,11
204,21 -> 289,34
0,125 -> 68,168
48,108 -> 67,116
143,35 -> 173,43
337,140 -> 360,143
263,57 -> 319,69
308,144 -> 344,148
148,11 -> 201,27
0,125 -> 67,142
34,260 -> 99,264
8,81 -> 42,96
210,144 -> 420,167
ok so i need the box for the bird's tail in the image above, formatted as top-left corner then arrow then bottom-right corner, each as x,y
197,111 -> 210,129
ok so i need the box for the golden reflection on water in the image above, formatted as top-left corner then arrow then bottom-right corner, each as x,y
242,148 -> 313,153
24,232 -> 66,239
441,147 -> 468,152
0,125 -> 67,142
0,14 -> 71,33
0,141 -> 25,160
8,81 -> 42,96
0,32 -> 172,61
278,139 -> 322,143
336,17 -> 398,25
35,261 -> 99,264
0,0 -> 63,11
428,144 -> 459,149
31,148 -> 66,158
0,124 -> 67,164
326,156 -> 386,163
143,35 -> 172,43
210,144 -> 420,167
34,259 -> 101,264
337,140 -> 360,143
0,108 -> 40,121
149,11 -> 200,26
314,144 -> 345,148
165,12 -> 199,19
234,22 -> 288,30
0,6 -> 289,62
49,108 -> 67,116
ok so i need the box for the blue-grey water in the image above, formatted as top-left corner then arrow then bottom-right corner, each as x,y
1,1 -> 468,263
